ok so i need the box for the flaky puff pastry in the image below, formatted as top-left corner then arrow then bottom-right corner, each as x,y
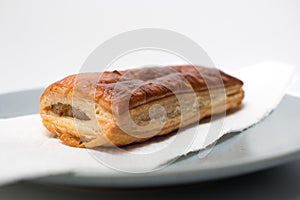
40,65 -> 244,148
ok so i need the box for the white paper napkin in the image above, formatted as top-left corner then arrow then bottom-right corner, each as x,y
0,61 -> 295,185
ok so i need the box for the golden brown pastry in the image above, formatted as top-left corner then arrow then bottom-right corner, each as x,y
40,65 -> 244,148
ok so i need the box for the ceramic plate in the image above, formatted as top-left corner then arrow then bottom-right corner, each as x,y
1,89 -> 300,187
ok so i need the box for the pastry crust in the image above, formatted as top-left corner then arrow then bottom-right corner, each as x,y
40,65 -> 244,148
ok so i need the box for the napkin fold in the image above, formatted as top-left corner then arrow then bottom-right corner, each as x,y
0,61 -> 295,185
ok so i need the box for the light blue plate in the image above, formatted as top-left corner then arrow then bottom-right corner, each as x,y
1,89 -> 300,187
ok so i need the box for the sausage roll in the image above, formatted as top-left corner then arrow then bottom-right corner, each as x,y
40,65 -> 244,148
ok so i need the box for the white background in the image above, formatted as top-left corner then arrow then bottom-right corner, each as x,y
0,0 -> 299,94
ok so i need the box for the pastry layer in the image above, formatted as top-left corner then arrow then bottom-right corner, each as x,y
40,65 -> 244,147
